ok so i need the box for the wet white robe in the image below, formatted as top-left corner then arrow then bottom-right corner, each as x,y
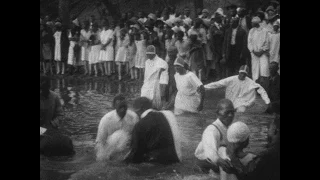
204,76 -> 270,110
174,71 -> 203,115
141,56 -> 168,106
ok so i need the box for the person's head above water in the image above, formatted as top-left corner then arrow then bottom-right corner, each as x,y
113,94 -> 128,119
133,97 -> 153,117
238,65 -> 249,81
216,99 -> 235,127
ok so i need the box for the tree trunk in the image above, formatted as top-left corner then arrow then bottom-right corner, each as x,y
59,0 -> 70,27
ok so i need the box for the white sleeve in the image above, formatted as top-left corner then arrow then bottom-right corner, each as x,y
257,84 -> 270,104
159,61 -> 169,85
95,115 -> 109,145
189,72 -> 203,87
204,77 -> 232,90
202,127 -> 221,164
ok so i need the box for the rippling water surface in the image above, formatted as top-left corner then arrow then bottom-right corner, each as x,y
40,76 -> 273,180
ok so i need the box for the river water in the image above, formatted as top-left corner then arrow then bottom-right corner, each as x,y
40,76 -> 273,180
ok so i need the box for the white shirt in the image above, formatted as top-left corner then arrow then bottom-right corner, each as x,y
95,109 -> 139,145
195,119 -> 228,164
204,76 -> 270,109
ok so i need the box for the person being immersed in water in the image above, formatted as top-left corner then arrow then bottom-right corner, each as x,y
204,65 -> 270,112
124,97 -> 181,165
223,102 -> 280,180
95,94 -> 139,161
40,76 -> 74,156
218,121 -> 256,180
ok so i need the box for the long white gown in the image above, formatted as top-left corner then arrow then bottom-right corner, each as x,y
174,71 -> 203,115
54,31 -> 61,61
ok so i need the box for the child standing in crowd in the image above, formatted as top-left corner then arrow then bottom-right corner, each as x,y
99,20 -> 115,76
41,24 -> 54,75
53,22 -> 63,74
126,33 -> 137,80
115,29 -> 129,80
67,19 -> 81,75
88,23 -> 101,77
114,22 -> 123,74
54,22 -> 69,75
80,21 -> 91,75
135,30 -> 148,80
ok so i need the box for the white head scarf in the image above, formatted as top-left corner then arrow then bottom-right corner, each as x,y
227,122 -> 250,143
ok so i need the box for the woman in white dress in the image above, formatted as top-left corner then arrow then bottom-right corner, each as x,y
115,29 -> 129,80
88,23 -> 101,77
135,31 -> 148,80
99,20 -> 115,76
80,21 -> 91,75
53,22 -> 62,74
173,57 -> 205,115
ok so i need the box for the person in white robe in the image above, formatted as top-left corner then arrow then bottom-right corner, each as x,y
141,45 -> 169,109
95,95 -> 139,161
204,65 -> 270,112
195,99 -> 236,174
248,16 -> 270,90
173,56 -> 205,115
99,20 -> 115,76
268,20 -> 280,63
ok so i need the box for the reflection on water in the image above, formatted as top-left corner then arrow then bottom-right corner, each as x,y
40,76 -> 273,180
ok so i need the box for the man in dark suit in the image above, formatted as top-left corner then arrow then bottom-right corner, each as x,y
266,62 -> 280,114
223,18 -> 248,76
124,97 -> 181,165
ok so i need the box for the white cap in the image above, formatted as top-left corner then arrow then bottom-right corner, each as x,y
227,122 -> 250,143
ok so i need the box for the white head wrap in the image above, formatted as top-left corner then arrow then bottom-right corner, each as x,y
251,16 -> 261,23
227,122 -> 250,143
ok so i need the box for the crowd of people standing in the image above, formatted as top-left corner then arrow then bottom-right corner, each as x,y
40,2 -> 280,84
